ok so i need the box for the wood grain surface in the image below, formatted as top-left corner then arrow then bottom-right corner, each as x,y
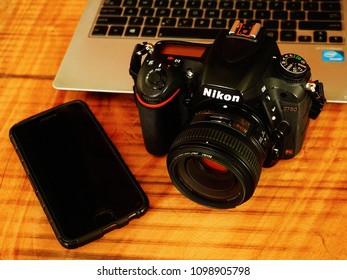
1,0 -> 346,260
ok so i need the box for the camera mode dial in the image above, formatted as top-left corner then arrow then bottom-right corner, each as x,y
278,53 -> 309,83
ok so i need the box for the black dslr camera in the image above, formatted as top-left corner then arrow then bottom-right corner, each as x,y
130,21 -> 326,209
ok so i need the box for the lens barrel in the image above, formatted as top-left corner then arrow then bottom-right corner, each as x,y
167,109 -> 268,208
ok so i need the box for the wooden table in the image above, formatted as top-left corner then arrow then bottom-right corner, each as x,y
1,0 -> 346,260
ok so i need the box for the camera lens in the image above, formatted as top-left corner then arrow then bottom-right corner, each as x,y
167,108 -> 268,208
174,156 -> 243,204
200,158 -> 228,173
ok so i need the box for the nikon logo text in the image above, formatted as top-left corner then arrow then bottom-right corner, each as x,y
202,88 -> 241,102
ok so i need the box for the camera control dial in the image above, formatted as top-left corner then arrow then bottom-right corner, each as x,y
278,53 -> 309,82
145,69 -> 166,90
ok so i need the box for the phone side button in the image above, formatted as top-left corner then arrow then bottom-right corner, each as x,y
34,190 -> 51,221
128,212 -> 138,220
102,224 -> 119,233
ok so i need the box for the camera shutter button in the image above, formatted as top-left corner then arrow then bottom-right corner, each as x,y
145,69 -> 166,90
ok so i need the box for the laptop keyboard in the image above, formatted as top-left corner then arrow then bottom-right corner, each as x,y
91,0 -> 344,44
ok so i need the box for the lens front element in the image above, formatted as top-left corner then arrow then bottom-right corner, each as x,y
200,157 -> 229,173
177,155 -> 244,204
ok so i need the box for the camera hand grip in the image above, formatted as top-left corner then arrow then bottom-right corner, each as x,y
136,96 -> 185,155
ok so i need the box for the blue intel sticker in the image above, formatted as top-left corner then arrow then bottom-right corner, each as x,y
322,50 -> 345,62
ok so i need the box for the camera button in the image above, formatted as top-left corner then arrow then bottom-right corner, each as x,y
145,69 -> 166,90
147,60 -> 155,66
173,58 -> 181,66
186,70 -> 194,79
148,71 -> 161,83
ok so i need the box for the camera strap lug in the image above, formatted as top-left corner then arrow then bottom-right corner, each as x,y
129,42 -> 153,83
129,42 -> 154,104
306,80 -> 326,119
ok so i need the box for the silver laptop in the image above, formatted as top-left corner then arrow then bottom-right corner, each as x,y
53,0 -> 347,103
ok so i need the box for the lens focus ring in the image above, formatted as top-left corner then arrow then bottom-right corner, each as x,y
171,126 -> 262,184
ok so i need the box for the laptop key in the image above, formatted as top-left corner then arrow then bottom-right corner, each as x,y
145,17 -> 160,26
103,0 -> 122,6
189,9 -> 203,18
92,25 -> 109,36
123,0 -> 138,6
141,27 -> 158,37
264,20 -> 279,30
187,1 -> 201,8
158,27 -> 221,39
321,3 -> 341,11
290,11 -> 305,20
286,2 -> 301,10
222,10 -> 237,19
253,1 -> 267,10
303,2 -> 318,11
329,36 -> 343,43
298,35 -> 312,42
195,19 -> 210,28
281,31 -> 296,42
308,12 -> 341,21
203,1 -> 217,9
161,18 -> 177,26
178,18 -> 193,27
238,10 -> 254,19
125,26 -> 141,36
140,8 -> 155,16
265,30 -> 279,41
124,7 -> 139,16
100,8 -> 122,15
129,17 -> 144,25
156,8 -> 171,17
139,0 -> 153,7
273,11 -> 288,20
212,19 -> 227,28
299,21 -> 342,31
155,0 -> 169,8
171,0 -> 185,8
314,31 -> 327,43
269,1 -> 284,10
97,16 -> 127,25
236,1 -> 250,9
109,26 -> 125,36
219,1 -> 233,9
281,21 -> 297,30
206,9 -> 220,18
256,11 -> 271,20
172,9 -> 187,17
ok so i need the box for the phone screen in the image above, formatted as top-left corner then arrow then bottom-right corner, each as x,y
10,100 -> 148,248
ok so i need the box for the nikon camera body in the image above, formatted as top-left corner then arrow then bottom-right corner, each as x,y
130,21 -> 325,209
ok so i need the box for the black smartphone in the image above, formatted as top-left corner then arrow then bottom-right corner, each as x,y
9,100 -> 149,249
